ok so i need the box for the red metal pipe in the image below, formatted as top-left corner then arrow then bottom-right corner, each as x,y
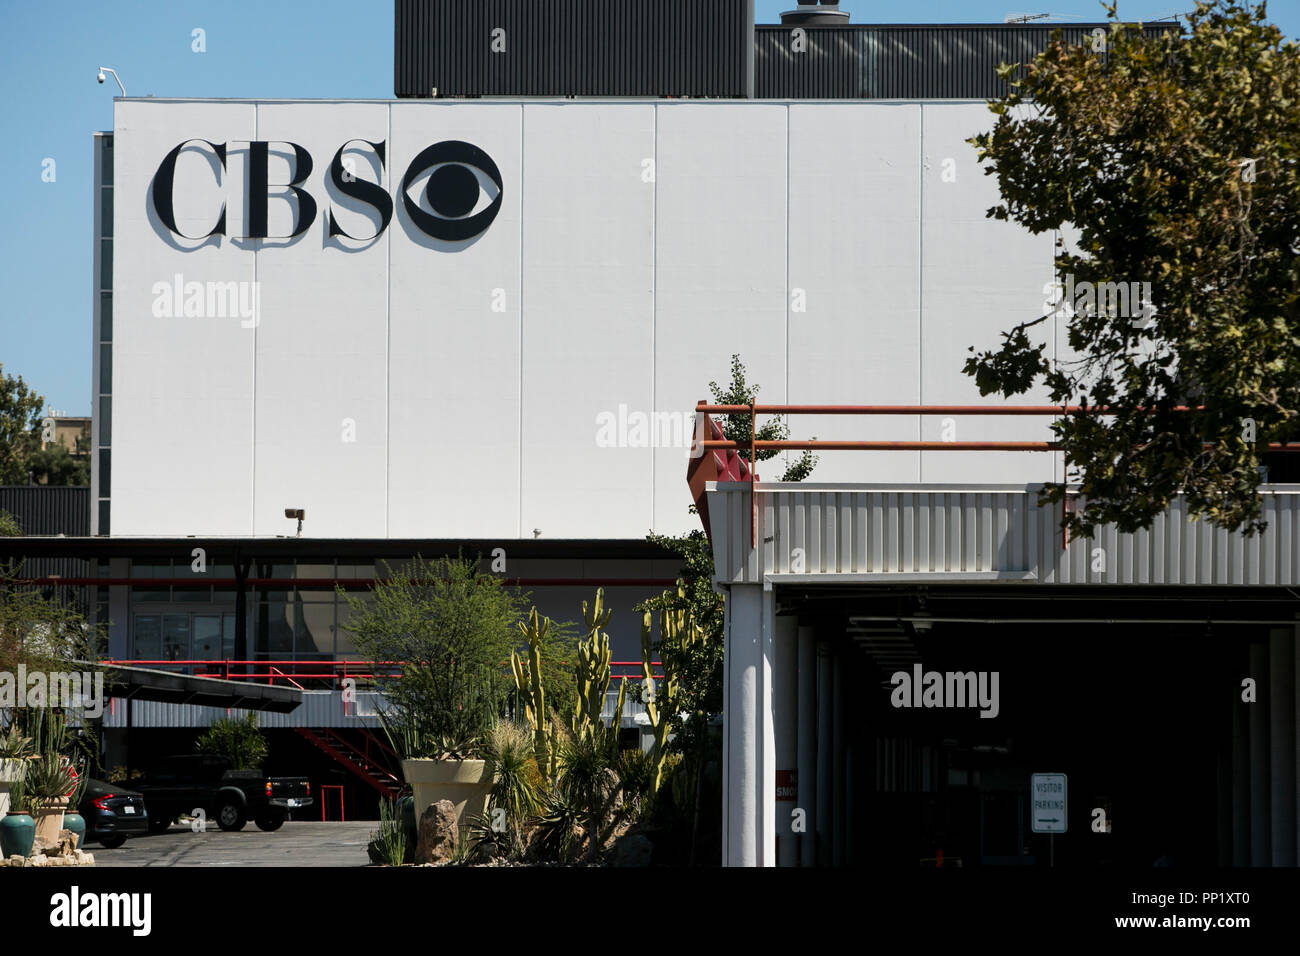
696,403 -> 1204,415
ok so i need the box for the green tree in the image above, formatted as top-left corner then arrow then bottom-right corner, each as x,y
27,444 -> 90,487
342,554 -> 576,754
709,354 -> 819,482
195,713 -> 268,771
0,365 -> 43,485
965,1 -> 1300,537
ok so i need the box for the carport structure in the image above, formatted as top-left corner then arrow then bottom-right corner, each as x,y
692,405 -> 1300,867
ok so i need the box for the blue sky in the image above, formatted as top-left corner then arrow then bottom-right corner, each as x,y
1,0 -> 1297,416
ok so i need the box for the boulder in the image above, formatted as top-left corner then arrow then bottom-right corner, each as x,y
414,800 -> 458,865
611,832 -> 654,867
34,829 -> 79,857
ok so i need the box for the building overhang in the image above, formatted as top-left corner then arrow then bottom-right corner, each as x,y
706,482 -> 1300,588
88,661 -> 303,712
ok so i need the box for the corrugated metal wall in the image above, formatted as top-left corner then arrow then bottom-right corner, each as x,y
0,485 -> 91,601
102,688 -> 650,728
395,6 -> 1180,101
395,0 -> 753,98
709,483 -> 1300,587
754,24 -> 1181,99
0,486 -> 90,537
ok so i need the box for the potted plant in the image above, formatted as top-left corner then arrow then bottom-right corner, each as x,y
397,733 -> 494,835
0,775 -> 35,858
24,754 -> 77,846
0,725 -> 33,818
344,555 -> 558,829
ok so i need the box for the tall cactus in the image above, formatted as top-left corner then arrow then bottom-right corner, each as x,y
573,588 -> 625,750
512,608 -> 555,777
641,595 -> 701,794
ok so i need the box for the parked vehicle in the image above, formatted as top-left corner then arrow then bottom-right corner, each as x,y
132,755 -> 312,833
78,778 -> 149,849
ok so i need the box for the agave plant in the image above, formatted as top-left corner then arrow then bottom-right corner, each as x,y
23,755 -> 76,810
0,724 -> 33,762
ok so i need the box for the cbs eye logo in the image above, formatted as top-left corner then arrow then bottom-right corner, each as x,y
402,140 -> 503,242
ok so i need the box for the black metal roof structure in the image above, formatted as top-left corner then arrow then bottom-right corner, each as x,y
394,0 -> 1182,100
92,661 -> 303,712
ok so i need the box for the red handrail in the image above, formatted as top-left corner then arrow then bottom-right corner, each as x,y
690,401 -> 1300,548
100,658 -> 664,688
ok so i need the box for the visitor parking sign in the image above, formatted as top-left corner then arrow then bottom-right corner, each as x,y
1031,773 -> 1068,833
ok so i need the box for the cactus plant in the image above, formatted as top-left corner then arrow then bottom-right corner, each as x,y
571,589 -> 626,752
641,596 -> 703,794
511,608 -> 557,777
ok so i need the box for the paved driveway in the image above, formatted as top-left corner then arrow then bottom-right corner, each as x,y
90,821 -> 374,867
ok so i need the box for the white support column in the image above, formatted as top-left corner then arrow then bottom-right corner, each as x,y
1250,641 -> 1271,866
1269,629 -> 1296,866
774,614 -> 799,866
722,583 -> 776,867
797,625 -> 817,867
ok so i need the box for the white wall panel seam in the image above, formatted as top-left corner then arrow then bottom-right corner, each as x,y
518,105 -> 525,539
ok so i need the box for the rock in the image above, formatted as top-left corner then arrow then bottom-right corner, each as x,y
414,800 -> 458,865
469,838 -> 502,865
611,833 -> 654,867
34,830 -> 79,857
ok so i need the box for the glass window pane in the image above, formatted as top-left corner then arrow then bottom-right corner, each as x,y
100,239 -> 112,286
173,588 -> 211,602
193,616 -> 222,660
163,615 -> 190,661
99,344 -> 112,392
97,500 -> 110,536
98,395 -> 111,445
99,293 -> 112,342
99,138 -> 113,185
295,600 -> 333,658
222,615 -> 236,659
132,587 -> 169,602
100,187 -> 112,231
98,448 -> 110,497
133,615 -> 161,659
257,602 -> 294,657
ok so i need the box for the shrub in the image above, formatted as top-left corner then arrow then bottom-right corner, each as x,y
195,713 -> 268,771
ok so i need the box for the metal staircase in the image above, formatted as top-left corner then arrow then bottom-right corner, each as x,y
295,727 -> 404,799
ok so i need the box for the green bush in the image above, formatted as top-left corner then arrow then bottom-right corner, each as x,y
194,713 -> 268,771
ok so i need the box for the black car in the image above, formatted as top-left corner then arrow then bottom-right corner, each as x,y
78,778 -> 149,849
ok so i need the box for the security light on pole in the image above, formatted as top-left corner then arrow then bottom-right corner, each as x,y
284,508 -> 305,537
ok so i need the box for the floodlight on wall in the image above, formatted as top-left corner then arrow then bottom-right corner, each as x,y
97,67 -> 125,96
285,508 -> 306,537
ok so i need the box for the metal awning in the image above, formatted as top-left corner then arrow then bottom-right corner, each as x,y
707,482 -> 1300,588
91,662 -> 303,713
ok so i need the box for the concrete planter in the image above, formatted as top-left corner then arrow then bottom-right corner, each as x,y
32,797 -> 69,846
401,759 -> 492,830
